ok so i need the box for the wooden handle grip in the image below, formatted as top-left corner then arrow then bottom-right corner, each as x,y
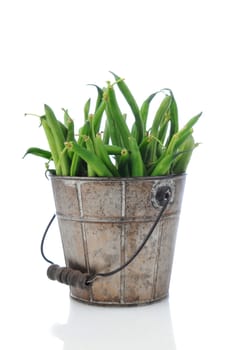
47,264 -> 89,289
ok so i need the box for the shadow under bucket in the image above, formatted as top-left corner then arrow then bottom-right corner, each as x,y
49,174 -> 186,306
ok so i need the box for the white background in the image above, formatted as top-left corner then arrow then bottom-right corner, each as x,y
1,0 -> 232,349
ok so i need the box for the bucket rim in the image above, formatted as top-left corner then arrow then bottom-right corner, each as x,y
49,173 -> 186,182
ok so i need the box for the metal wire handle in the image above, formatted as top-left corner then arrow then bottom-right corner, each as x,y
42,185 -> 172,289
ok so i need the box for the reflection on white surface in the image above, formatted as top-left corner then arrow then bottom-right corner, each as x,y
52,298 -> 176,350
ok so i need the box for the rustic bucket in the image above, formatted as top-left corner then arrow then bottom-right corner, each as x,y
47,174 -> 186,306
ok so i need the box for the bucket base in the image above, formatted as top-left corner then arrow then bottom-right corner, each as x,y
70,291 -> 169,307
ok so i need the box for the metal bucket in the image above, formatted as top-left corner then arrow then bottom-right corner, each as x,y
50,174 -> 186,306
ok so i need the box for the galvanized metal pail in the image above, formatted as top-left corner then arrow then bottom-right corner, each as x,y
50,174 -> 186,305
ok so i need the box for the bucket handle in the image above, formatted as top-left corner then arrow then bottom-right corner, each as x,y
42,184 -> 172,289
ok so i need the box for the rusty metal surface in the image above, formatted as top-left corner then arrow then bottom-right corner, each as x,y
51,175 -> 186,305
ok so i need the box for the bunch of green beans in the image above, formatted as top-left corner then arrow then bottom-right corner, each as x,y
24,72 -> 201,177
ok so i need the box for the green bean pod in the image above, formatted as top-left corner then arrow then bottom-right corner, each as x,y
139,134 -> 151,156
140,92 -> 158,132
70,141 -> 85,176
180,113 -> 202,133
88,114 -> 95,141
150,94 -> 172,162
118,148 -> 130,177
93,99 -> 106,134
151,94 -> 172,137
65,142 -> 113,177
62,109 -> 75,161
159,89 -> 179,147
110,71 -> 144,144
106,84 -> 130,149
41,117 -> 62,175
84,98 -> 91,121
166,112 -> 201,155
88,84 -> 104,112
70,151 -> 81,176
23,147 -> 52,160
167,112 -> 201,155
172,134 -> 197,174
156,112 -> 170,157
166,128 -> 193,155
44,104 -> 70,176
139,135 -> 156,164
84,136 -> 96,176
168,91 -> 179,138
104,98 -> 123,147
150,153 -> 174,176
69,120 -> 91,176
102,119 -> 110,144
128,136 -> 144,176
63,109 -> 75,141
58,120 -> 68,140
94,133 -> 120,177
104,145 -> 122,155
78,119 -> 91,138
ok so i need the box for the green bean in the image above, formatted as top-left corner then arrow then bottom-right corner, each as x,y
150,153 -> 174,176
41,117 -> 62,175
181,112 -> 202,132
106,83 -> 130,149
70,152 -> 80,176
118,148 -> 130,177
44,104 -> 70,176
104,145 -> 122,155
78,119 -> 91,138
23,147 -> 51,160
58,120 -> 68,139
94,133 -> 120,177
63,109 -> 75,140
110,71 -> 144,144
88,98 -> 106,140
130,122 -> 139,141
150,94 -> 172,162
140,92 -> 158,131
70,120 -> 91,176
70,142 -> 85,176
88,114 -> 95,141
93,99 -> 106,134
160,89 -> 179,146
88,84 -> 104,112
63,108 -> 70,128
84,136 -> 96,176
139,135 -> 153,161
65,141 -> 113,177
140,135 -> 163,168
151,94 -> 172,137
128,136 -> 144,176
166,128 -> 193,155
102,119 -> 110,144
169,91 -> 179,136
83,135 -> 94,151
166,112 -> 201,155
104,96 -> 123,147
62,109 -> 75,162
151,124 -> 196,176
84,98 -> 91,121
156,112 -> 170,157
172,134 -> 197,174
